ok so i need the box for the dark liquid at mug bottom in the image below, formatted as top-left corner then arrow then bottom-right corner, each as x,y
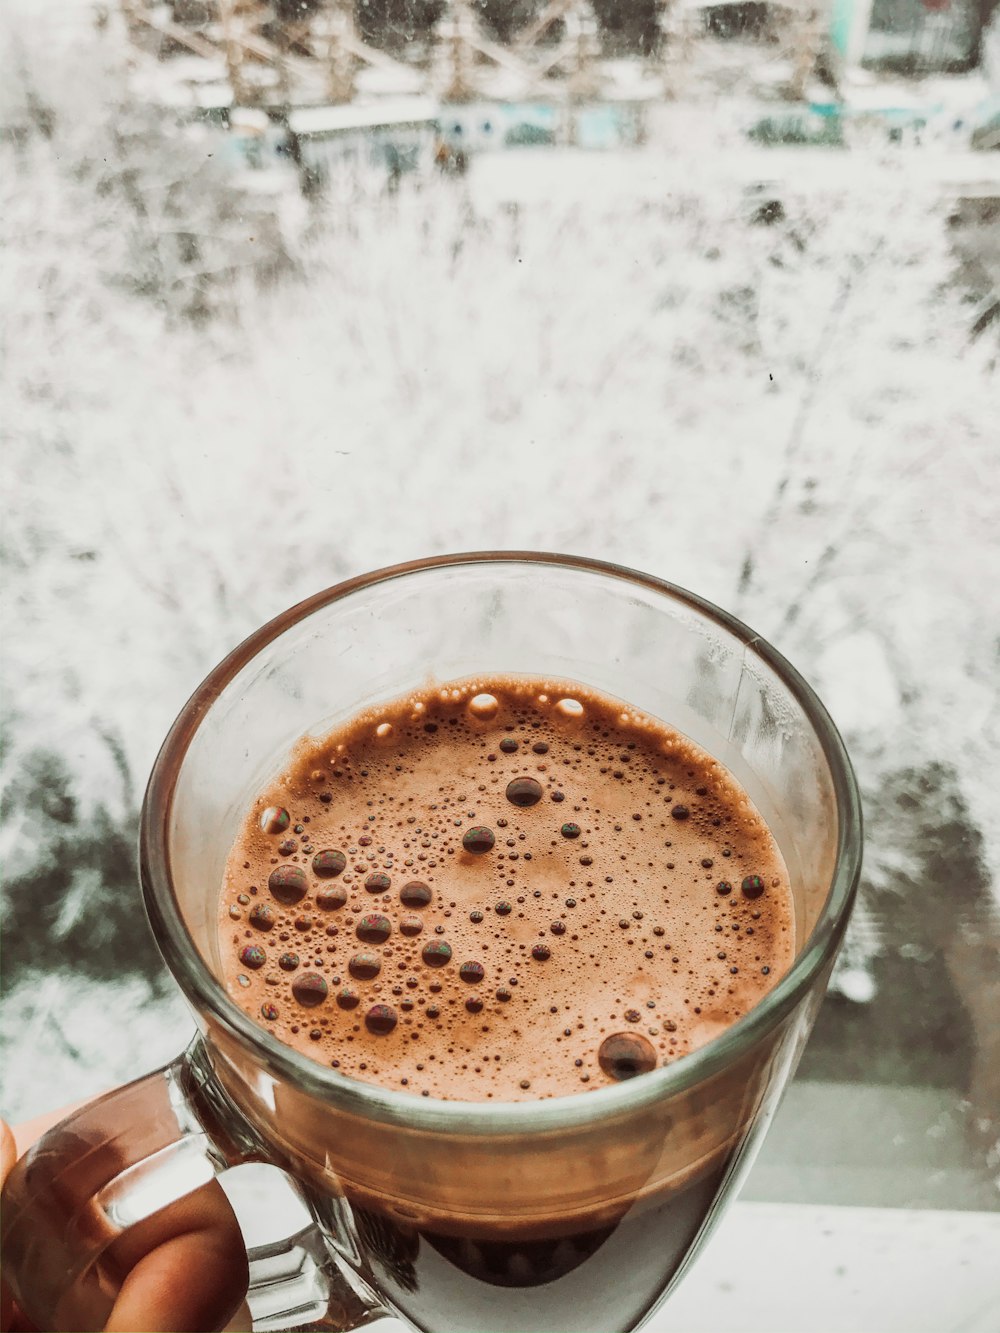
310,1162 -> 728,1333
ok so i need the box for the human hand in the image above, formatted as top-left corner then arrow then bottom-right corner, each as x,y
1,1104 -> 251,1332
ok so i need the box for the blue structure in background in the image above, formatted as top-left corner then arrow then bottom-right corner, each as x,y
437,100 -> 643,152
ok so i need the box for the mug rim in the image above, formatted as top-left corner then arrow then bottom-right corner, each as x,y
140,551 -> 863,1134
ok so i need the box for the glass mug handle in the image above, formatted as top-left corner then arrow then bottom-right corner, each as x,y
0,1044 -> 390,1333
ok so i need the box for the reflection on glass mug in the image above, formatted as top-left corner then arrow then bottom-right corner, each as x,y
1,554 -> 861,1333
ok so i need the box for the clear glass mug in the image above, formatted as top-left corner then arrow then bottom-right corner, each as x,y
1,553 -> 862,1333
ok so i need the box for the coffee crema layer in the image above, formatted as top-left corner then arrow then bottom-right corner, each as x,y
219,677 -> 793,1101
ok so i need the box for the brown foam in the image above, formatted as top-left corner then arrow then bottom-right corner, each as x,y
218,676 -> 793,1101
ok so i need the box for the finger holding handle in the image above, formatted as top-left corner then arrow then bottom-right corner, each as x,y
1,1062 -> 249,1333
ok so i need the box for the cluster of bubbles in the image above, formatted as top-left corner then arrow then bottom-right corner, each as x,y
222,679 -> 786,1096
243,777 -> 581,1042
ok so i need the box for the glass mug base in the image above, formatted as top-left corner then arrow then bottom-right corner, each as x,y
0,554 -> 861,1333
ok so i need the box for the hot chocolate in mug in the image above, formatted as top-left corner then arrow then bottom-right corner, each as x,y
1,553 -> 862,1333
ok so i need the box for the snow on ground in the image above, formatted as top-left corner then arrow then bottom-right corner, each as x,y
1,11 -> 999,1175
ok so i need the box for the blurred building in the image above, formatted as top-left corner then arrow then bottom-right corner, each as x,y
829,0 -> 993,75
